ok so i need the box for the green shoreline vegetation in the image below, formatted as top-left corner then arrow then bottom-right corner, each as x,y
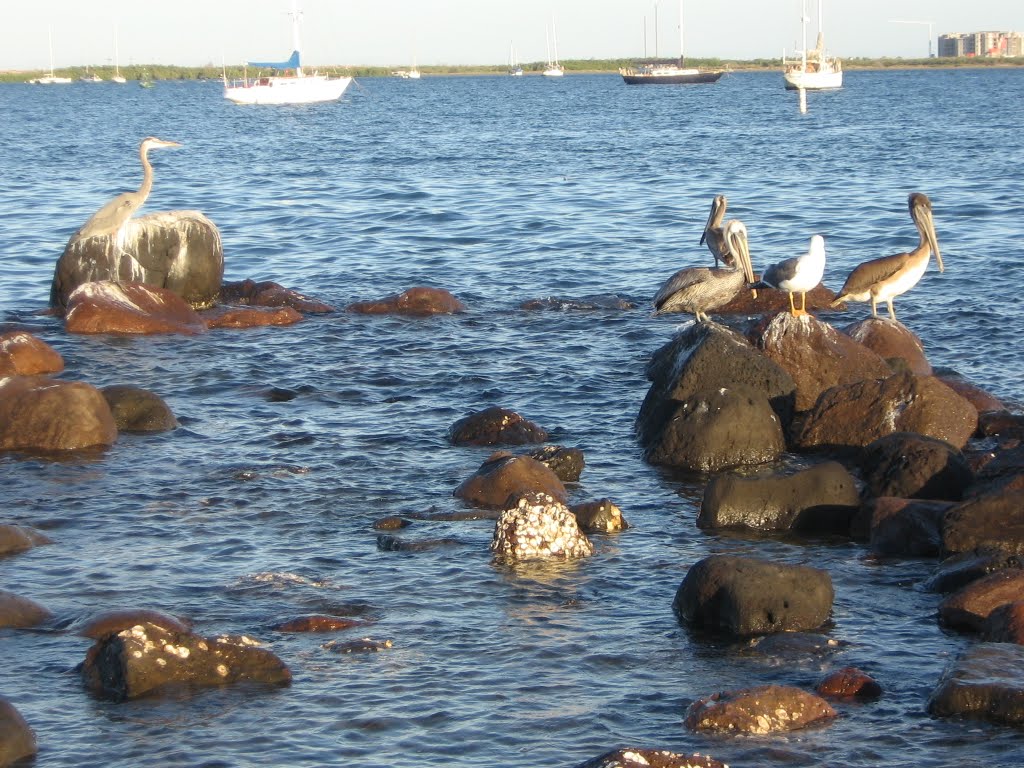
1,56 -> 1022,82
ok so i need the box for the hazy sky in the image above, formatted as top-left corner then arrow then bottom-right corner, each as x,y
4,0 -> 1022,70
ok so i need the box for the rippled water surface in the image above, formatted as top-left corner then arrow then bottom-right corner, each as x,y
2,70 -> 1023,767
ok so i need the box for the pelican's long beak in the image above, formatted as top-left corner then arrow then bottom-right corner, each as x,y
728,226 -> 757,299
921,206 -> 942,273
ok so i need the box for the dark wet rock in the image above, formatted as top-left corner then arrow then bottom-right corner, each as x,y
793,371 -> 978,453
751,312 -> 891,412
928,643 -> 1024,725
0,375 -> 118,452
966,443 -> 1024,498
980,602 -> 1024,644
0,331 -> 63,376
0,524 -> 52,557
638,322 -> 796,447
527,445 -> 585,482
101,384 -> 178,433
372,516 -> 413,531
273,615 -> 368,633
449,406 -> 549,447
65,280 -> 208,335
934,370 -> 1005,417
218,279 -> 334,314
698,461 -> 859,534
0,589 -> 52,628
402,508 -> 500,522
938,570 -> 1024,633
574,748 -> 728,768
323,638 -> 392,653
454,453 -> 566,508
643,385 -> 785,473
376,534 -> 463,552
924,549 -> 1024,593
81,621 -> 291,701
200,304 -> 303,329
51,210 -> 224,310
76,609 -> 191,640
978,410 -> 1024,440
844,318 -> 932,376
684,684 -> 837,734
520,294 -> 637,311
942,489 -> 1024,557
673,555 -> 833,637
859,433 -> 973,501
490,492 -> 593,562
866,497 -> 951,557
816,667 -> 883,700
347,286 -> 464,316
265,387 -> 298,403
720,282 -> 836,316
745,631 -> 839,658
0,697 -> 36,766
571,499 -> 629,533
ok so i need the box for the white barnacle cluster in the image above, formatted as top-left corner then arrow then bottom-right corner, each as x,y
489,493 -> 594,562
215,634 -> 262,647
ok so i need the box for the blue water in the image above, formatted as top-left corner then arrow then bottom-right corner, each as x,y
1,69 -> 1023,767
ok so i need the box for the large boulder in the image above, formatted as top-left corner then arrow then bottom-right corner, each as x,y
65,281 -> 208,335
449,407 -> 549,447
938,570 -> 1024,633
981,602 -> 1024,644
673,555 -> 833,637
751,313 -> 891,412
347,286 -> 465,316
574,749 -> 727,768
0,524 -> 52,557
0,589 -> 51,628
816,667 -> 883,700
454,453 -> 567,508
0,697 -> 36,766
81,621 -> 291,701
528,445 -> 585,482
102,385 -> 178,433
698,461 -> 859,534
924,548 -> 1024,594
866,498 -> 950,557
0,331 -> 63,376
51,210 -> 223,310
684,685 -> 837,734
793,371 -> 978,453
0,375 -> 117,452
942,490 -> 1024,557
859,433 -> 973,501
489,492 -> 593,563
844,318 -> 932,375
218,280 -> 334,314
928,643 -> 1024,726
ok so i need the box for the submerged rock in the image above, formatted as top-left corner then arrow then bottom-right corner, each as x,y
815,667 -> 883,700
574,748 -> 728,768
490,492 -> 593,563
347,286 -> 464,316
200,305 -> 304,329
0,331 -> 63,376
528,445 -> 585,482
218,279 -> 334,314
454,453 -> 567,508
0,375 -> 117,452
449,406 -> 549,447
0,589 -> 52,628
102,385 -> 178,433
0,697 -> 37,766
684,684 -> 837,734
571,499 -> 629,533
0,524 -> 53,557
929,643 -> 1024,725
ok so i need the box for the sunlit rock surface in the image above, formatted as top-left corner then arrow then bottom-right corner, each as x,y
65,281 -> 208,335
490,491 -> 593,562
0,331 -> 63,376
0,375 -> 117,452
684,684 -> 837,734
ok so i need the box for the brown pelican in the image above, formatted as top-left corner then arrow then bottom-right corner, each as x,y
73,136 -> 182,252
654,220 -> 756,321
754,234 -> 827,317
699,194 -> 731,267
831,193 -> 942,321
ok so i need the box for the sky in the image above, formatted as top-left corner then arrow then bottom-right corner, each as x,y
3,0 -> 1023,71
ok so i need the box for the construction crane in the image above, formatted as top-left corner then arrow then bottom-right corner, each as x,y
890,20 -> 936,58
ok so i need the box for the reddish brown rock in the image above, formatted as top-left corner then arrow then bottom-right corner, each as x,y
866,497 -> 951,557
347,286 -> 464,316
65,281 -> 208,335
720,282 -> 836,316
575,749 -> 728,768
0,524 -> 53,557
684,684 -> 837,734
449,406 -> 549,447
454,453 -> 567,508
77,609 -> 192,640
977,410 -> 1024,440
102,385 -> 178,433
273,615 -> 367,633
751,312 -> 891,412
939,570 -> 1024,632
942,489 -> 1024,556
980,602 -> 1024,643
816,666 -> 883,700
936,373 -> 1005,416
0,375 -> 118,452
929,643 -> 1024,725
218,279 -> 334,314
0,331 -> 64,376
201,305 -> 303,329
860,433 -> 973,501
844,318 -> 932,375
793,371 -> 978,452
0,589 -> 52,628
0,697 -> 37,766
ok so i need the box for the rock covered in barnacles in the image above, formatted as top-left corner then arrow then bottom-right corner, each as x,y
571,499 -> 629,533
490,492 -> 594,562
684,684 -> 837,734
574,748 -> 728,768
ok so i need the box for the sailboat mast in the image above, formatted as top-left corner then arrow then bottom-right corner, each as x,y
48,27 -> 55,76
291,0 -> 304,76
678,0 -> 685,66
553,20 -> 559,66
801,0 -> 808,69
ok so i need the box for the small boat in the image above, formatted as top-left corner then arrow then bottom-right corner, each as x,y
620,1 -> 722,85
111,27 -> 126,83
542,20 -> 564,77
79,68 -> 103,83
783,0 -> 842,90
223,0 -> 352,105
30,28 -> 72,84
508,41 -> 523,76
139,71 -> 155,88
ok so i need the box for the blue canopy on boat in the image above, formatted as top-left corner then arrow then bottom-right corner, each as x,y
247,50 -> 300,70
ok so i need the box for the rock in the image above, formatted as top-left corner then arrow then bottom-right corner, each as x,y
966,443 -> 1024,498
720,282 -> 837,316
200,305 -> 304,329
323,638 -> 393,654
347,286 -> 464,316
924,548 -> 1024,593
521,295 -> 637,311
218,279 -> 334,313
751,312 -> 891,412
866,498 -> 951,557
0,697 -> 36,766
928,643 -> 1024,726
698,461 -> 859,534
0,375 -> 118,452
859,433 -> 973,501
376,534 -> 463,552
977,410 -> 1024,440
816,667 -> 883,700
844,318 -> 932,375
449,407 -> 549,447
638,322 -> 796,447
273,615 -> 367,633
0,589 -> 51,628
574,748 -> 727,768
643,385 -> 786,473
101,385 -> 178,433
981,602 -> 1024,644
490,492 -> 593,562
65,281 -> 208,335
938,378 -> 1005,420
454,453 -> 567,508
81,622 -> 291,701
942,490 -> 1024,557
793,371 -> 978,453
570,499 -> 629,533
673,555 -> 834,637
938,570 -> 1024,632
51,210 -> 223,310
0,524 -> 52,557
372,516 -> 412,531
0,331 -> 63,376
527,445 -> 585,482
684,684 -> 837,734
76,609 -> 192,639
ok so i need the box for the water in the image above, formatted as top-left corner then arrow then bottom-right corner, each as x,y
1,70 -> 1023,767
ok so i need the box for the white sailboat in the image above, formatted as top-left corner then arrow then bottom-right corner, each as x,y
223,0 -> 351,105
543,20 -> 564,77
111,26 -> 126,83
783,0 -> 842,90
30,28 -> 72,84
620,0 -> 723,85
508,41 -> 523,76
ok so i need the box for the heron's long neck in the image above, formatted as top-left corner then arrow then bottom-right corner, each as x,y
138,146 -> 155,201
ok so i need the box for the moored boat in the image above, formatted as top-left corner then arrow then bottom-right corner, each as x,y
620,0 -> 722,85
783,0 -> 842,90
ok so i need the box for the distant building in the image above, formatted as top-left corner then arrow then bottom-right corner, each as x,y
937,31 -> 1023,58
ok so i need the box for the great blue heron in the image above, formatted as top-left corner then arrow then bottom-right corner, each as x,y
831,193 -> 941,321
654,220 -> 756,322
754,234 -> 827,317
73,136 -> 182,253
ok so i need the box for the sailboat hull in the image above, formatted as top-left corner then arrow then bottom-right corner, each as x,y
621,70 -> 722,85
224,75 -> 352,105
783,68 -> 842,90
